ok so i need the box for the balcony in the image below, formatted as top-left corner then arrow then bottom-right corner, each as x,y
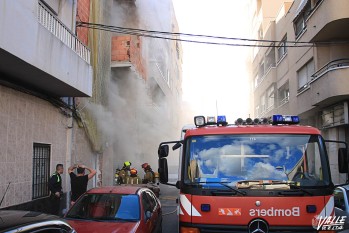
0,1 -> 92,97
307,0 -> 349,42
298,59 -> 349,108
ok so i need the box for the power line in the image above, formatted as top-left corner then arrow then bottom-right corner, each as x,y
76,22 -> 349,48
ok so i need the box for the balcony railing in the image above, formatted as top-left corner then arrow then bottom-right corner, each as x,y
37,2 -> 90,64
279,96 -> 289,106
311,58 -> 349,81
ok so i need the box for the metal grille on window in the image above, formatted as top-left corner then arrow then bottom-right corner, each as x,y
32,143 -> 51,199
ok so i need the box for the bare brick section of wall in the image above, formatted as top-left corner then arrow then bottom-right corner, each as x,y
76,0 -> 90,45
111,35 -> 147,80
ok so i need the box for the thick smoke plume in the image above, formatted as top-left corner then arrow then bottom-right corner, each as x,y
85,68 -> 177,179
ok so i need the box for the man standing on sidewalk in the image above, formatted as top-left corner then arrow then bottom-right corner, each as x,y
68,164 -> 96,206
49,164 -> 64,215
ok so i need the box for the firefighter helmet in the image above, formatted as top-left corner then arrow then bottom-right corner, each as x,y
124,161 -> 132,167
130,168 -> 137,175
141,163 -> 149,169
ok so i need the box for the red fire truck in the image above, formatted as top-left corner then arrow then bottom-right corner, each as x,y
158,115 -> 348,233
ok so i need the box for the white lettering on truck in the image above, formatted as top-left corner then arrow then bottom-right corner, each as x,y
249,207 -> 300,217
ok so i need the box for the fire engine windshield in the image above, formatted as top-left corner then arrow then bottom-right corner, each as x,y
184,134 -> 330,188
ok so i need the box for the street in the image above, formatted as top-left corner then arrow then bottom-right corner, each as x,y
159,184 -> 179,233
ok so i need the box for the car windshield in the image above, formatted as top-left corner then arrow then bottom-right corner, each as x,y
66,193 -> 140,221
184,134 -> 330,188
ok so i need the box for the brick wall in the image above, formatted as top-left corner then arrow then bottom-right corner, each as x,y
111,35 -> 147,80
76,0 -> 90,45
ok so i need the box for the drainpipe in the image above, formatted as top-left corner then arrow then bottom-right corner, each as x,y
64,97 -> 74,214
72,0 -> 77,34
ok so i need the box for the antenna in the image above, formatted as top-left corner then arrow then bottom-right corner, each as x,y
216,100 -> 218,116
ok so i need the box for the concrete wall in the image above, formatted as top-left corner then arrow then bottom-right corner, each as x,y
0,84 -> 95,210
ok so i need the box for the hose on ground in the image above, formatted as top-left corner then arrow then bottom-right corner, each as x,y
162,208 -> 177,216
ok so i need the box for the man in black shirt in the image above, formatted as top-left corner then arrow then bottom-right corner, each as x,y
68,164 -> 96,206
48,164 -> 64,215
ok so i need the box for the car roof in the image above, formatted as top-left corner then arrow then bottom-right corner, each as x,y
86,185 -> 145,195
0,210 -> 72,231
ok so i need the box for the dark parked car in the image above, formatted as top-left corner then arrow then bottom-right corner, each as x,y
0,210 -> 76,233
65,185 -> 162,233
334,184 -> 349,231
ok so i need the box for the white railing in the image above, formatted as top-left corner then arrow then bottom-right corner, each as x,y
279,96 -> 289,106
37,2 -> 90,64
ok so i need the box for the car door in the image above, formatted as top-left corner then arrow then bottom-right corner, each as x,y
334,187 -> 349,229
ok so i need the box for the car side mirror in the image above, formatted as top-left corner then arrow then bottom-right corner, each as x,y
158,145 -> 169,158
338,148 -> 348,173
158,158 -> 169,183
145,210 -> 152,221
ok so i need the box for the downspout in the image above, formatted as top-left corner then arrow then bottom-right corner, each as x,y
72,0 -> 77,34
64,97 -> 75,214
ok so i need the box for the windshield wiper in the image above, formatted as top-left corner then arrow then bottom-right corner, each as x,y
250,181 -> 313,196
283,184 -> 313,196
189,181 -> 246,196
236,180 -> 313,196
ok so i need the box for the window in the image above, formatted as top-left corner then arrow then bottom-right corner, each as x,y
256,106 -> 260,117
265,48 -> 275,71
267,85 -> 275,110
261,93 -> 266,113
278,83 -> 290,106
258,25 -> 263,40
254,75 -> 258,88
258,62 -> 265,80
32,143 -> 51,199
334,189 -> 346,211
277,36 -> 287,61
146,191 -> 157,211
66,193 -> 140,220
40,0 -> 59,15
184,134 -> 330,187
297,59 -> 314,92
294,0 -> 311,37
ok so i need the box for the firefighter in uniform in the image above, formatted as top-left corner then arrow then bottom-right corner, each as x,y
141,163 -> 155,184
114,168 -> 121,185
125,168 -> 142,184
118,161 -> 132,184
48,164 -> 64,216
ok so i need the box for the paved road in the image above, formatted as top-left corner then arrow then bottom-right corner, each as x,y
159,184 -> 179,233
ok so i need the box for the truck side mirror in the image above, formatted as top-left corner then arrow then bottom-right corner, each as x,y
158,158 -> 169,183
172,142 -> 182,151
338,148 -> 348,173
158,145 -> 169,158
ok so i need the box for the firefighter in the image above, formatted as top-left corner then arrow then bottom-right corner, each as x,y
118,161 -> 131,184
141,163 -> 155,184
125,168 -> 142,184
114,168 -> 121,185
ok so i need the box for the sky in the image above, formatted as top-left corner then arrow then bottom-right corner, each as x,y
172,0 -> 251,123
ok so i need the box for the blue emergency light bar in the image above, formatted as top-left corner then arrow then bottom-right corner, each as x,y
272,115 -> 300,125
194,115 -> 227,127
217,115 -> 226,123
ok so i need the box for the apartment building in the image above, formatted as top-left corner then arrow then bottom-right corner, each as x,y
0,0 -> 182,212
0,0 -> 96,212
250,0 -> 349,183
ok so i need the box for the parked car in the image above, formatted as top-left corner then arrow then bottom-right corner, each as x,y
0,210 -> 76,233
334,184 -> 349,230
65,185 -> 162,233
